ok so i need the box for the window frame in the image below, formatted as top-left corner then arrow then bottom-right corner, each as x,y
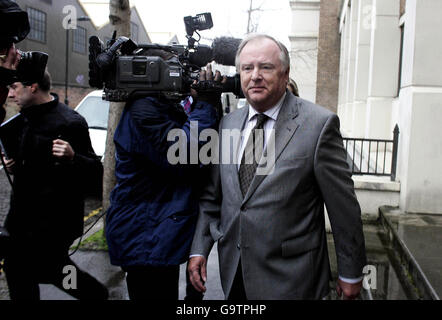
27,7 -> 47,43
72,26 -> 87,55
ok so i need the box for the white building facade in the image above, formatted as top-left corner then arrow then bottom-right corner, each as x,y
289,0 -> 321,102
338,0 -> 442,214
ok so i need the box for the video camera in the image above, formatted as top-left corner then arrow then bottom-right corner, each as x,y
88,12 -> 243,102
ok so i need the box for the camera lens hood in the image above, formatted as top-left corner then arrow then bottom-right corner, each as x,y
16,51 -> 49,85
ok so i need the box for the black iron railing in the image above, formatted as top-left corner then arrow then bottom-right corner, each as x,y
343,125 -> 399,181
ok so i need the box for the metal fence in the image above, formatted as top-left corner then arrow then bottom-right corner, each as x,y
343,125 -> 399,181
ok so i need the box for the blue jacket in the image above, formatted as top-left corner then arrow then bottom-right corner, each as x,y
105,96 -> 218,267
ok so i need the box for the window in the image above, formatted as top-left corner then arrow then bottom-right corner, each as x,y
131,22 -> 139,43
73,26 -> 87,54
27,8 -> 46,43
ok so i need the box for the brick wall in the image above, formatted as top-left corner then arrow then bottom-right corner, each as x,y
51,85 -> 95,109
316,0 -> 341,113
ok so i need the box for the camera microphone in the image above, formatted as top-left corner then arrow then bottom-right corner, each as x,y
189,36 -> 242,67
212,37 -> 242,66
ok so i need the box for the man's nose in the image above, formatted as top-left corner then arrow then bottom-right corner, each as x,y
251,67 -> 262,81
7,89 -> 14,99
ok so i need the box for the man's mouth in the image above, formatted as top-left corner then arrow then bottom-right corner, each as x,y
249,86 -> 266,92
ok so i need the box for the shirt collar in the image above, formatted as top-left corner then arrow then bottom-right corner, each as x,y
247,92 -> 286,122
21,93 -> 58,119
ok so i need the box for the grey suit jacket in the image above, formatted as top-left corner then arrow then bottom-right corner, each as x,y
190,92 -> 367,300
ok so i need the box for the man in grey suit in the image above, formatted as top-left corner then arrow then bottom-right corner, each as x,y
188,34 -> 367,300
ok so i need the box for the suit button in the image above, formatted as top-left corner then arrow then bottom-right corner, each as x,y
240,205 -> 246,211
237,244 -> 241,249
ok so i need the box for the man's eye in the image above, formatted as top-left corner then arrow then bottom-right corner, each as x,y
242,66 -> 253,71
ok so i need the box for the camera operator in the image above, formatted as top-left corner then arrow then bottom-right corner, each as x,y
0,45 -> 19,123
1,59 -> 108,299
0,0 -> 29,123
105,47 -> 224,300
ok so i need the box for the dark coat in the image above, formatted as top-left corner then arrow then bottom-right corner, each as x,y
5,95 -> 103,245
105,96 -> 218,267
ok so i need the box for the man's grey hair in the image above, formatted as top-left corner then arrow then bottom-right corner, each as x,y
235,33 -> 290,73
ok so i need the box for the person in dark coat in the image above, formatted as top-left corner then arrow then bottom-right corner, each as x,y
1,68 -> 108,300
105,62 -> 223,300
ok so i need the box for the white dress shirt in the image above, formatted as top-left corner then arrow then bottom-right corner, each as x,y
236,93 -> 286,169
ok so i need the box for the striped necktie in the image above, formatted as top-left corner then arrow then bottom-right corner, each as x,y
238,113 -> 268,196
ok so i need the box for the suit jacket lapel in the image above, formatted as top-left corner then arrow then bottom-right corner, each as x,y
242,93 -> 300,205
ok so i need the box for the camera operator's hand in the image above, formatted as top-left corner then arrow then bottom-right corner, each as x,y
0,44 -> 20,70
52,139 -> 75,162
192,64 -> 226,106
1,152 -> 15,174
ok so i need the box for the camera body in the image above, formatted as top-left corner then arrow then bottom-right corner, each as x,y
90,38 -> 195,101
0,0 -> 48,86
89,12 -> 242,102
16,50 -> 49,85
110,55 -> 187,101
0,0 -> 30,52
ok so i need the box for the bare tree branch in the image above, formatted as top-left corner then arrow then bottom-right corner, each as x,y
246,0 -> 267,34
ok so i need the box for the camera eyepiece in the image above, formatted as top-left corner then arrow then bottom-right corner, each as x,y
16,51 -> 49,85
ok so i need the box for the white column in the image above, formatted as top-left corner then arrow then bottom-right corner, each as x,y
398,0 -> 442,214
339,2 -> 352,132
365,0 -> 401,139
289,0 -> 320,103
351,0 -> 372,138
337,11 -> 347,121
345,0 -> 360,135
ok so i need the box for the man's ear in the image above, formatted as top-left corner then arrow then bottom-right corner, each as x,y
30,83 -> 38,93
284,70 -> 290,85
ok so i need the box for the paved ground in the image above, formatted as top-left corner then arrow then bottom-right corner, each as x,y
0,166 -> 224,300
1,220 -> 410,300
383,208 -> 442,299
0,167 -> 12,226
37,240 -> 224,300
1,166 -> 440,300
